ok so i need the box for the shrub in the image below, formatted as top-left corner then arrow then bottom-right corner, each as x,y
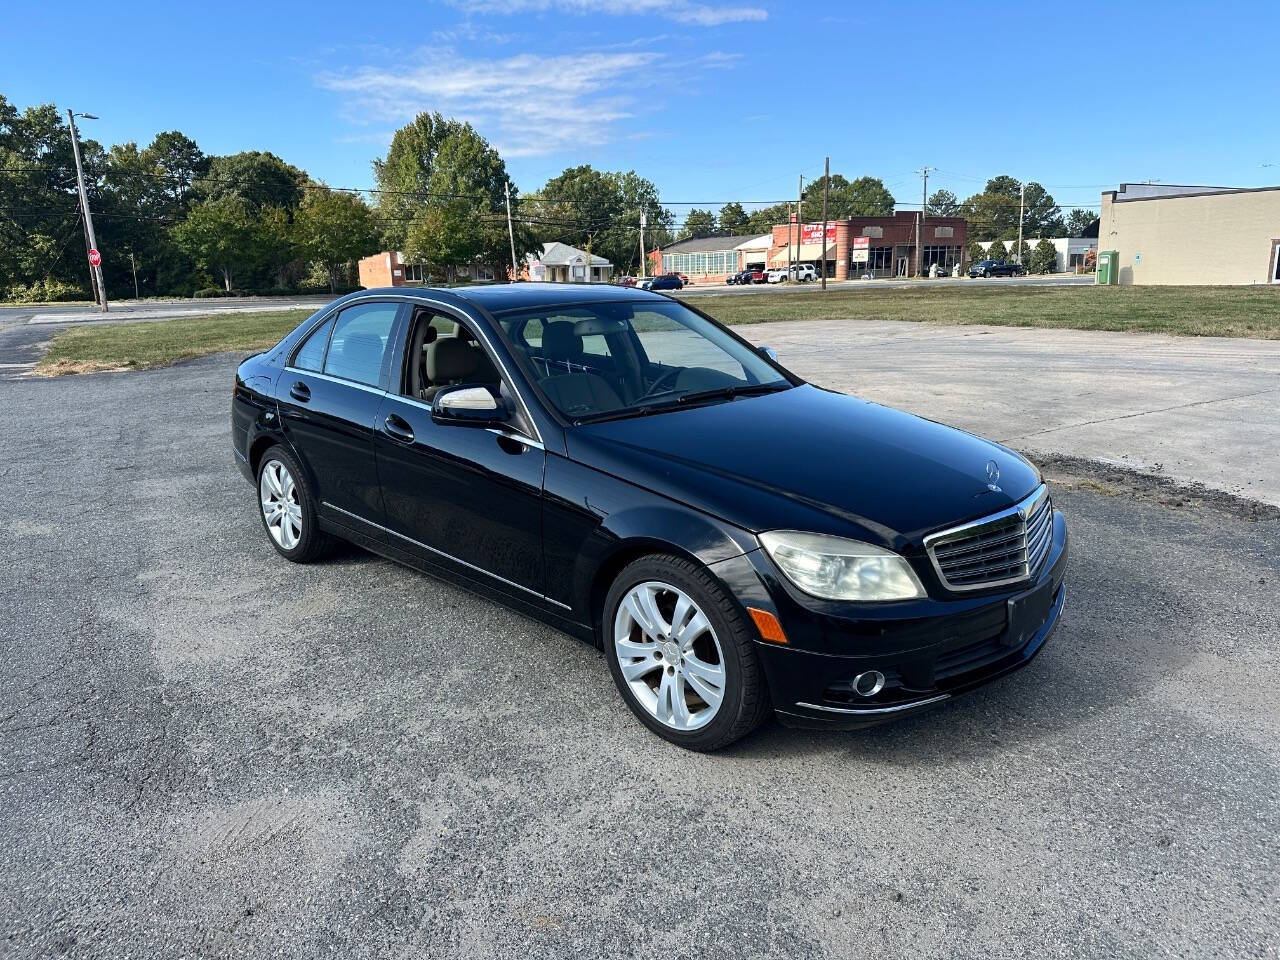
1031,239 -> 1059,274
193,287 -> 225,298
987,239 -> 1008,262
4,279 -> 91,303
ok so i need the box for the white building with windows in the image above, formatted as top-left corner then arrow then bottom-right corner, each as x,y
524,242 -> 612,283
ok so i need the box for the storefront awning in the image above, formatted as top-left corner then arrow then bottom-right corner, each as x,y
768,242 -> 835,265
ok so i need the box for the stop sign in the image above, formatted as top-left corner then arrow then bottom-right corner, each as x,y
88,248 -> 101,267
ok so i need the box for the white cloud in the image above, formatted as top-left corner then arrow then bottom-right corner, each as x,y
444,0 -> 767,26
318,49 -> 666,157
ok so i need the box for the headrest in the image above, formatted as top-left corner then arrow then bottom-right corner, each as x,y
543,321 -> 582,362
421,325 -> 438,347
426,336 -> 480,381
341,331 -> 384,372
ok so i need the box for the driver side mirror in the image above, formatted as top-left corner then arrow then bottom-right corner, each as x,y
431,385 -> 510,426
758,345 -> 778,362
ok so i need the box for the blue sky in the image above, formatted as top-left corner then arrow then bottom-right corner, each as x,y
6,0 -> 1279,220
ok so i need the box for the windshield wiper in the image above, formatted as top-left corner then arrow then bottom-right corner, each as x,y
674,382 -> 791,405
572,381 -> 790,425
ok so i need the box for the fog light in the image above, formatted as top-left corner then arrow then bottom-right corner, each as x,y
852,670 -> 885,697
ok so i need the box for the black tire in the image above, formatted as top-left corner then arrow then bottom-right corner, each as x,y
255,444 -> 334,563
603,554 -> 771,751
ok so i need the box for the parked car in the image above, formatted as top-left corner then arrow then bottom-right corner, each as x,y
615,276 -> 637,287
233,283 -> 1068,751
765,267 -> 789,284
790,264 -> 818,282
676,273 -> 691,287
968,259 -> 1026,278
645,273 -> 684,291
727,268 -> 764,285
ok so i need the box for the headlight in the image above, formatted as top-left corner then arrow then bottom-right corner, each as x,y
759,530 -> 926,602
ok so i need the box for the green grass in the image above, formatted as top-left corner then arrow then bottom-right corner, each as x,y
37,309 -> 313,376
680,284 -> 1280,338
34,284 -> 1280,376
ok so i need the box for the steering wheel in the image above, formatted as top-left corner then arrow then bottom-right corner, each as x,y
636,367 -> 682,401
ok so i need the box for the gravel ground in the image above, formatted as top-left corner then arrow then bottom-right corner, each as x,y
2,354 -> 1277,959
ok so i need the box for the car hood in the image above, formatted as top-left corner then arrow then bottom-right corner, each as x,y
567,384 -> 1041,549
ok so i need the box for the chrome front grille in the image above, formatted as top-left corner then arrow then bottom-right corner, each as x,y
925,486 -> 1054,592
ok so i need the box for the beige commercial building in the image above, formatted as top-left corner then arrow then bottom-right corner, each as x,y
1099,183 -> 1280,285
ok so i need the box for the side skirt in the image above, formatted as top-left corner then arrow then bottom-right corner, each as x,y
317,515 -> 595,643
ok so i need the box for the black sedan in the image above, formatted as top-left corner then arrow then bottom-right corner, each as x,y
233,284 -> 1067,750
642,273 -> 683,291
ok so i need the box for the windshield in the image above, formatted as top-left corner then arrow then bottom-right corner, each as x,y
496,300 -> 792,423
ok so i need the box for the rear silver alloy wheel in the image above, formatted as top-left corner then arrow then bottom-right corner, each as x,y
613,580 -> 726,732
259,458 -> 302,551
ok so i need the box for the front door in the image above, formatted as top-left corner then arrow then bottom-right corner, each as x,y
374,312 -> 545,599
276,300 -> 404,525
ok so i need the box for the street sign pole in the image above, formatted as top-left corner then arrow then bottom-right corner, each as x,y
68,109 -> 108,313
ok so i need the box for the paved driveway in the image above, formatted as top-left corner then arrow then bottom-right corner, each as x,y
1,357 -> 1276,959
741,317 -> 1280,506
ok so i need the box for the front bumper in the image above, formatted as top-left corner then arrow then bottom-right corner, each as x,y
712,510 -> 1069,730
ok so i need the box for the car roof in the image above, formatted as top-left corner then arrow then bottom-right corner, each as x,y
393,282 -> 672,314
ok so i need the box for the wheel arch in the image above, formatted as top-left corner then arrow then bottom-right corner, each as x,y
587,537 -> 710,649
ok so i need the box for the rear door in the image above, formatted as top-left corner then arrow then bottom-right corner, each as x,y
276,299 -> 405,527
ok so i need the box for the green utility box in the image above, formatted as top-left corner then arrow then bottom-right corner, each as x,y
1096,250 -> 1119,285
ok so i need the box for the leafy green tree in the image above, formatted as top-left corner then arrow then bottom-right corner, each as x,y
965,238 -> 985,265
1066,208 -> 1097,237
1009,239 -> 1031,265
681,208 -> 717,238
718,201 -> 749,235
172,196 -> 258,291
803,174 -> 896,219
745,203 -> 790,235
373,112 -> 469,249
294,186 -> 377,291
1031,238 -> 1059,274
198,151 -> 305,214
1021,183 -> 1063,236
926,189 -> 960,217
987,239 -> 1008,262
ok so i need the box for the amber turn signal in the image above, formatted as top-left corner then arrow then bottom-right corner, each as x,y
747,607 -> 788,645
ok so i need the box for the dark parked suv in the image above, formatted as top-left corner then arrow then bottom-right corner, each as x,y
643,273 -> 684,291
233,284 -> 1067,750
968,259 -> 1026,278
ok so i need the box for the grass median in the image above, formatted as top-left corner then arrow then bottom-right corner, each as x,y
680,283 -> 1280,337
37,309 -> 314,376
33,283 -> 1280,376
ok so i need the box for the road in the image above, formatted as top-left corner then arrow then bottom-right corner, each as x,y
1,354 -> 1277,959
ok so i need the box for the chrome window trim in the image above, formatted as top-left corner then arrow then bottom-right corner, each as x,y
923,484 -> 1050,593
283,366 -> 388,397
397,294 -> 545,447
321,501 -> 570,611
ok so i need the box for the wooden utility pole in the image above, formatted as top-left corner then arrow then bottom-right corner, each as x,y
1016,182 -> 1026,265
504,180 -> 519,281
794,174 -> 803,279
68,109 -> 107,312
916,165 -> 930,277
639,210 -> 647,279
820,157 -> 829,290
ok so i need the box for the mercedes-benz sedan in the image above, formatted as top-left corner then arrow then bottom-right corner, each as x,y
232,284 -> 1067,751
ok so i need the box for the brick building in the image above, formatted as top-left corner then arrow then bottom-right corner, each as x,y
767,212 -> 968,279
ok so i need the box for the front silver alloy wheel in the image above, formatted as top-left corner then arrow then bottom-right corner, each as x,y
613,581 -> 726,732
259,459 -> 302,550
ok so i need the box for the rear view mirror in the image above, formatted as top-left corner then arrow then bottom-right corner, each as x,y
432,385 -> 510,426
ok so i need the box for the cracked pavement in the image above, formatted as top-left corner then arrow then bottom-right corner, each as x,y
1,353 -> 1277,959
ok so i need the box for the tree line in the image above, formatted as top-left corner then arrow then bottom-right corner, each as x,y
2,90 -> 1101,301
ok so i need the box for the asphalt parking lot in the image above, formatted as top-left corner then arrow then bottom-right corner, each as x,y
2,354 -> 1277,959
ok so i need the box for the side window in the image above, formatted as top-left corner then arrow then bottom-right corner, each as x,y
293,317 -> 334,371
323,302 -> 400,387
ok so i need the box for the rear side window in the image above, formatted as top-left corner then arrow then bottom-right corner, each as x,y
323,302 -> 400,386
293,317 -> 334,371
